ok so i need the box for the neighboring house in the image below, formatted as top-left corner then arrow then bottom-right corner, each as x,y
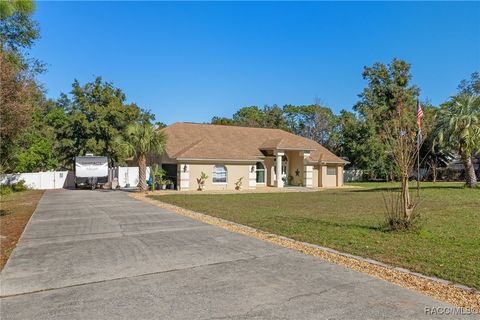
155,122 -> 348,191
439,154 -> 480,180
445,154 -> 480,172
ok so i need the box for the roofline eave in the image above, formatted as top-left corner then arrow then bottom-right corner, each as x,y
175,157 -> 264,163
260,147 -> 315,152
319,160 -> 350,165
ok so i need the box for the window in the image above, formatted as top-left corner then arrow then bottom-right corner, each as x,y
327,166 -> 337,175
212,165 -> 227,183
256,162 -> 265,183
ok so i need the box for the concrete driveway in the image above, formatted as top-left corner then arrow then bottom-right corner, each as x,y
0,190 -> 476,319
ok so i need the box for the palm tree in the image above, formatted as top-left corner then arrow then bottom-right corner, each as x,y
435,95 -> 480,188
124,122 -> 167,192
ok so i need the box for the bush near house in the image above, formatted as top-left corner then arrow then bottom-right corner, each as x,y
152,182 -> 480,289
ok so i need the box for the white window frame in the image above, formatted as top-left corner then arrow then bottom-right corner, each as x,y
256,162 -> 266,184
327,166 -> 337,176
212,165 -> 227,184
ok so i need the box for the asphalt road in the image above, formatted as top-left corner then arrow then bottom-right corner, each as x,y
0,190 -> 477,319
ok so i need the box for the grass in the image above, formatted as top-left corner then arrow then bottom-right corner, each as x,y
150,182 -> 480,290
0,190 -> 44,269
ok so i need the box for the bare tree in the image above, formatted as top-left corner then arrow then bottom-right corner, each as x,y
382,96 -> 423,228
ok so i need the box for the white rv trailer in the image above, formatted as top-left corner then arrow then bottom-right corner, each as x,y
74,155 -> 108,189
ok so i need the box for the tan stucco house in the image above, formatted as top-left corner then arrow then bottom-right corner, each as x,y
157,122 -> 347,191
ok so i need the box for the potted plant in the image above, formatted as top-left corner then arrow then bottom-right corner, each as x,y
160,178 -> 167,190
163,179 -> 171,189
235,177 -> 243,190
168,180 -> 175,189
151,165 -> 166,190
287,175 -> 294,186
197,172 -> 208,191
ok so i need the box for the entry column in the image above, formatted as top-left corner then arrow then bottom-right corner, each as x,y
275,151 -> 284,188
178,164 -> 190,191
303,151 -> 313,187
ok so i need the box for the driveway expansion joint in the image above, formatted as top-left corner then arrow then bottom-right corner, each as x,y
0,255 -> 262,299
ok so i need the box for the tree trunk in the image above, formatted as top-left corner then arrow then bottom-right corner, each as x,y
401,175 -> 412,221
138,153 -> 147,192
462,154 -> 478,188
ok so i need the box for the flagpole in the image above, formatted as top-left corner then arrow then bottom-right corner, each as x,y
417,128 -> 420,198
416,100 -> 421,198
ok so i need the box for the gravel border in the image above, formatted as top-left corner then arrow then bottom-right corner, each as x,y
131,193 -> 480,313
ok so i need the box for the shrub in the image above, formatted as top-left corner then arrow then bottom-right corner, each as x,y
382,189 -> 421,231
197,172 -> 208,191
0,180 -> 29,195
11,180 -> 28,192
0,185 -> 12,196
150,164 -> 166,190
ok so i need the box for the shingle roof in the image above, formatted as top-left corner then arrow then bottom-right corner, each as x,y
161,122 -> 346,163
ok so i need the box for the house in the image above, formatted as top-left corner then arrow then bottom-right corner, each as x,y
438,153 -> 480,181
157,122 -> 347,190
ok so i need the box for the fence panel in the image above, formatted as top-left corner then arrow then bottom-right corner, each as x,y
0,171 -> 73,189
117,167 -> 150,188
343,169 -> 365,182
1,168 -> 153,189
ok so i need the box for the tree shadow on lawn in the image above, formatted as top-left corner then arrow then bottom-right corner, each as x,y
349,185 -> 466,193
272,215 -> 385,232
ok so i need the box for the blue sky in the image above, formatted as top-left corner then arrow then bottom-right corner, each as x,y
32,1 -> 479,124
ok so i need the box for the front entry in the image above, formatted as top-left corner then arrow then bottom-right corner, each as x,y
273,155 -> 288,185
161,164 -> 178,188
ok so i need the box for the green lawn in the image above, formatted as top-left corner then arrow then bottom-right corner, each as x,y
150,182 -> 480,289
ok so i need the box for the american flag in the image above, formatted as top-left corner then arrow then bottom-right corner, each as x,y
416,100 -> 424,129
416,100 -> 424,143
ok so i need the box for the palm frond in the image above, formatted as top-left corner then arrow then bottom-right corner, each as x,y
122,122 -> 167,158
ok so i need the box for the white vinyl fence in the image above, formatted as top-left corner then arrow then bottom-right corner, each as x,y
116,166 -> 151,188
1,167 -> 151,190
1,171 -> 75,189
343,169 -> 366,182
